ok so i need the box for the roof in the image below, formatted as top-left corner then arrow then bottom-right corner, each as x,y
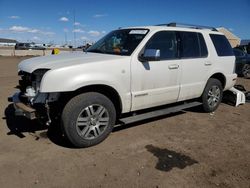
122,25 -> 221,35
0,38 -> 17,43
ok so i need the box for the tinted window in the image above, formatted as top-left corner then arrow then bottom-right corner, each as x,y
179,32 -> 208,58
145,31 -> 177,60
198,33 -> 208,57
210,34 -> 234,56
179,32 -> 200,58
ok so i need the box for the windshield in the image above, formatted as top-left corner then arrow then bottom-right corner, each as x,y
87,29 -> 149,56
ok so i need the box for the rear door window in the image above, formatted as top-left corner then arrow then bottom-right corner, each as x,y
209,34 -> 234,56
198,33 -> 208,57
179,32 -> 208,58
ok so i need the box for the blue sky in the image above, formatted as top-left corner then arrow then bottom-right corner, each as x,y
0,0 -> 249,46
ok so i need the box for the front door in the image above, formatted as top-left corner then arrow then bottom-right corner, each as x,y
131,31 -> 181,111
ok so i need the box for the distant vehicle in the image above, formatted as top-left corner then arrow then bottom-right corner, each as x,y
233,48 -> 250,78
235,42 -> 250,54
78,43 -> 92,51
15,43 -> 46,50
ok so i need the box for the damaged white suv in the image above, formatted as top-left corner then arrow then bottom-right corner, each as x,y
10,23 -> 237,147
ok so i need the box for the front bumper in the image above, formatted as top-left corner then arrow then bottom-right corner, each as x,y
8,92 -> 37,120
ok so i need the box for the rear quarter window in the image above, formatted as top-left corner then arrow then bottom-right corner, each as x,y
210,34 -> 234,56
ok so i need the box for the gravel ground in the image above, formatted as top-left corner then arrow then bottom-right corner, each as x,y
0,56 -> 250,188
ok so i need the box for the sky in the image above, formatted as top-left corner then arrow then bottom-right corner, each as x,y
0,0 -> 249,46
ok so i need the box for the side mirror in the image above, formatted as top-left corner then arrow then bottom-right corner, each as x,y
139,49 -> 160,62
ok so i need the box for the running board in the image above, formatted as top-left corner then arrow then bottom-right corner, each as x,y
118,101 -> 202,125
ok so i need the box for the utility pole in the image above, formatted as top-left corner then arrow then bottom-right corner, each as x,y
73,9 -> 76,48
65,31 -> 68,45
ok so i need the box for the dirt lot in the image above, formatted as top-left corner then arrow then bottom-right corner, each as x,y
0,56 -> 250,188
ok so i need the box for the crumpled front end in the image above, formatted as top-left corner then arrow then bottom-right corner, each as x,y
8,69 -> 60,123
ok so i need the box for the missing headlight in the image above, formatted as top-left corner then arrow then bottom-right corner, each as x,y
32,69 -> 50,91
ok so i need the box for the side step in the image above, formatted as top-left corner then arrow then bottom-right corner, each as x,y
118,101 -> 202,125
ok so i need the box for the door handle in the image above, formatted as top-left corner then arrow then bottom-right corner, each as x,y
205,61 -> 212,66
168,64 -> 179,69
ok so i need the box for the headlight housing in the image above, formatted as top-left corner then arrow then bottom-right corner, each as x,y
32,69 -> 50,91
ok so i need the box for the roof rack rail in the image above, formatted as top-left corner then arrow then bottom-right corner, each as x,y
156,22 -> 218,31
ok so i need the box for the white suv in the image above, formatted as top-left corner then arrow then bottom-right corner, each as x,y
10,23 -> 237,147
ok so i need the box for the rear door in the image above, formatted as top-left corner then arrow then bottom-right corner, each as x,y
177,31 -> 210,101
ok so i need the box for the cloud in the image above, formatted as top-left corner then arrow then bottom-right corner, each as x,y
9,26 -> 29,32
29,29 -> 40,33
32,36 -> 40,41
80,36 -> 89,40
93,14 -> 107,18
9,16 -> 20,19
59,17 -> 69,22
8,25 -> 55,36
101,31 -> 106,34
74,22 -> 81,26
73,29 -> 85,33
73,22 -> 86,28
88,30 -> 101,37
64,28 -> 69,32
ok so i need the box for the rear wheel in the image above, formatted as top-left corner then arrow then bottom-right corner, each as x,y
242,64 -> 250,78
201,78 -> 223,112
61,92 -> 116,148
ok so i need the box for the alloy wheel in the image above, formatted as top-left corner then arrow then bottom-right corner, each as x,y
76,104 -> 109,140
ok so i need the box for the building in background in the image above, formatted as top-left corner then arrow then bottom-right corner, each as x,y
217,27 -> 241,47
0,38 -> 17,46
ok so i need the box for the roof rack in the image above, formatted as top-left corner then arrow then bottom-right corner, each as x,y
156,22 -> 218,31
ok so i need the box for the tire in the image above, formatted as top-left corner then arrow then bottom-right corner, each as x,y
61,92 -> 116,148
201,78 -> 223,112
242,64 -> 250,78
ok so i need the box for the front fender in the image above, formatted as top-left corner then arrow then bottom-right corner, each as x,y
39,62 -> 131,112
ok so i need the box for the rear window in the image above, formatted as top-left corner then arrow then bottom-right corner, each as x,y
179,32 -> 208,58
210,34 -> 234,56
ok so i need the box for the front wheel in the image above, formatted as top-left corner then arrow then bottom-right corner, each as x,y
201,78 -> 223,112
61,92 -> 116,148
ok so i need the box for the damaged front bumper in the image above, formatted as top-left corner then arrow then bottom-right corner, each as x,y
8,92 -> 37,120
228,87 -> 246,106
223,86 -> 247,107
8,92 -> 60,121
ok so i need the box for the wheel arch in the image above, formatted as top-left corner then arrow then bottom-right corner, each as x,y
60,84 -> 123,117
209,72 -> 226,89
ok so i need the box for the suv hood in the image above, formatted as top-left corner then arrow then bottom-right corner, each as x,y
18,52 -> 129,73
